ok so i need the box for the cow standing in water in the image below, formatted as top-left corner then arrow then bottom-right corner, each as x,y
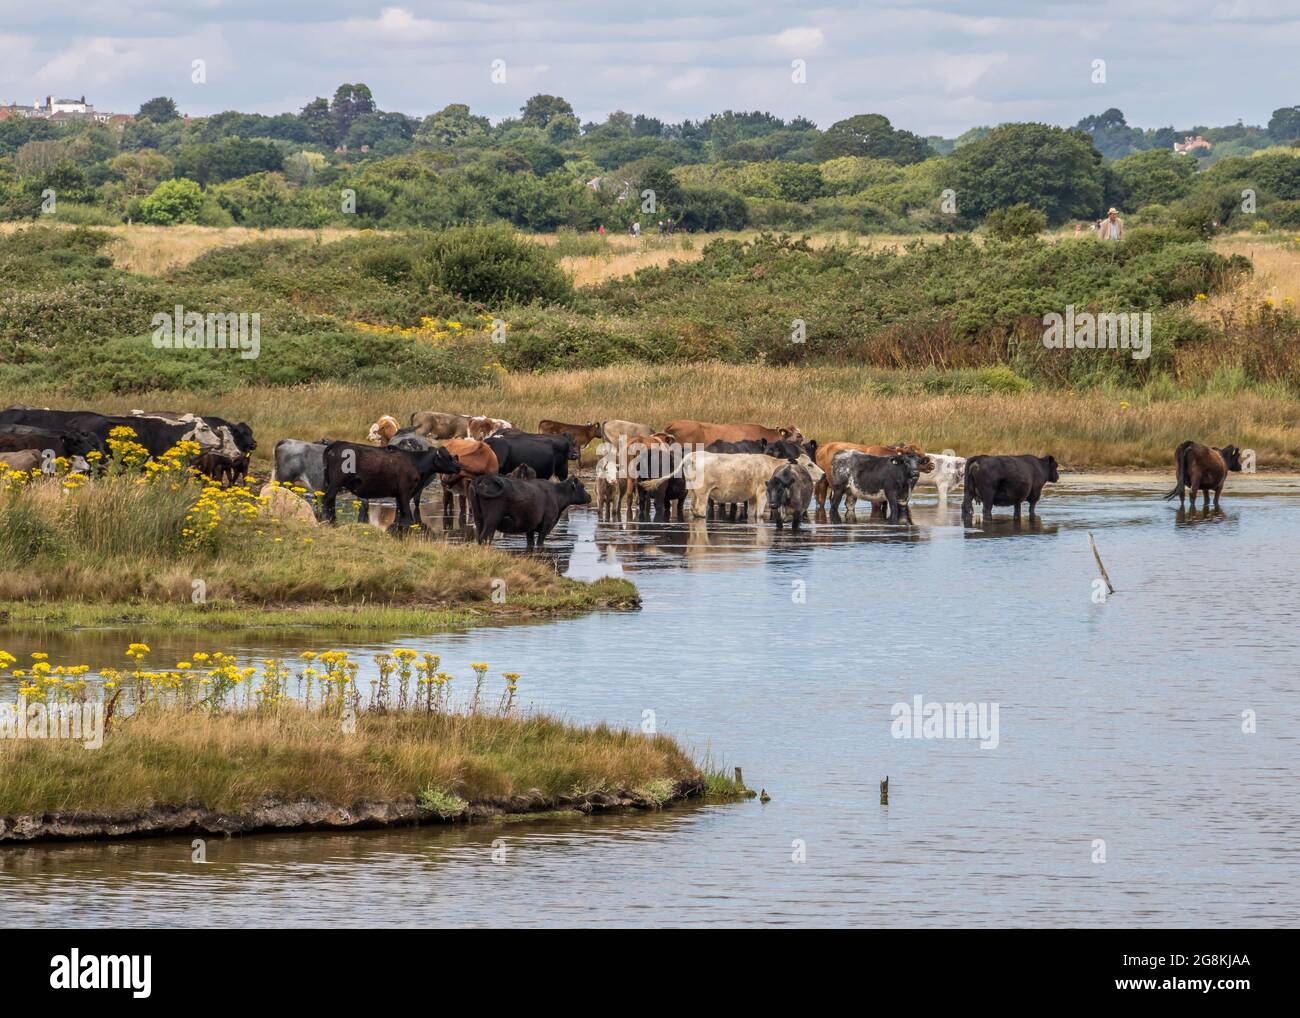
1163,442 -> 1242,511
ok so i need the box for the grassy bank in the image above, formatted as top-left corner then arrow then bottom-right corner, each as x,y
0,649 -> 743,839
0,473 -> 635,631
36,363 -> 1300,470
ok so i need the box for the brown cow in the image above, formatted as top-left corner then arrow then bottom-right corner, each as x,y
814,442 -> 930,512
539,419 -> 602,450
438,438 -> 499,523
368,414 -> 402,444
409,411 -> 470,440
1163,441 -> 1243,510
664,420 -> 805,448
0,449 -> 42,474
467,415 -> 513,441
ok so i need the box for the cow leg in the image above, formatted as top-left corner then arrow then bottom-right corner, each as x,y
1214,482 -> 1224,509
323,484 -> 340,525
357,498 -> 370,525
813,476 -> 828,512
829,484 -> 845,523
1013,500 -> 1022,521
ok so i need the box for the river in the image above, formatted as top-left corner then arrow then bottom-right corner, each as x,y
2,480 -> 1297,927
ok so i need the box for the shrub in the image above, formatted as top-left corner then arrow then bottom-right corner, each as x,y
985,203 -> 1048,240
413,224 -> 572,305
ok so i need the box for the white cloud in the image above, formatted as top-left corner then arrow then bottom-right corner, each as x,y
774,27 -> 824,53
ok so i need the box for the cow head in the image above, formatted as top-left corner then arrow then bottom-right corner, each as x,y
1219,445 -> 1243,472
558,475 -> 592,507
778,427 -> 805,445
181,419 -> 223,451
565,434 -> 580,460
1041,455 -> 1060,482
368,415 -> 399,445
232,422 -> 256,451
65,428 -> 107,460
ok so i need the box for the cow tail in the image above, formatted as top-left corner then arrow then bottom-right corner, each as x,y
639,453 -> 689,493
1163,442 -> 1192,501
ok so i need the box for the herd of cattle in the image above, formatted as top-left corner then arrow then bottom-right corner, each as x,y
0,403 -> 1245,550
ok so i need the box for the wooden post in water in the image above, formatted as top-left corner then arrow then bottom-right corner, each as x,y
880,776 -> 889,805
734,766 -> 744,790
1088,532 -> 1115,595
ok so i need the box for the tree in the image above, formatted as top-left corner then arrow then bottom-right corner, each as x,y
415,103 -> 490,147
172,138 -> 283,186
138,178 -> 203,224
1107,149 -> 1195,211
1268,106 -> 1300,142
299,97 -> 335,146
331,83 -> 376,140
520,94 -> 575,130
109,150 -> 173,196
815,114 -> 929,164
137,97 -> 180,123
949,123 -> 1104,225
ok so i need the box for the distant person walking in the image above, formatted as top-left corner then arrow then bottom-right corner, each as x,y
1100,207 -> 1124,241
598,223 -> 605,236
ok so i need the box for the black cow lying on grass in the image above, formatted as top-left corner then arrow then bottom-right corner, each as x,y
321,441 -> 458,529
829,451 -> 918,523
470,475 -> 591,549
961,454 -> 1060,524
0,408 -> 222,459
0,425 -> 106,465
1162,441 -> 1242,511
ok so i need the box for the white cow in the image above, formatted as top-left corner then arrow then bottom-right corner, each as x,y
917,452 -> 966,499
647,451 -> 822,521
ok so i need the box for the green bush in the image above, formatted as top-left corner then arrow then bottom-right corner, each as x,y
413,224 -> 572,305
985,203 -> 1047,240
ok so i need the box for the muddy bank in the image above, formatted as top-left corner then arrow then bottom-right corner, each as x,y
0,777 -> 709,845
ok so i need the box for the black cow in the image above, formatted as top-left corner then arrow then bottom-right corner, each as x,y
633,442 -> 687,521
765,438 -> 819,465
0,408 -> 221,459
961,454 -> 1060,524
470,475 -> 592,549
766,462 -> 815,530
322,441 -> 458,529
0,425 -> 107,463
705,439 -> 768,455
485,433 -> 577,480
829,452 -> 916,523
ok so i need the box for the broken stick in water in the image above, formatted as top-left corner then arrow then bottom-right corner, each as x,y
1088,532 -> 1115,595
880,776 -> 889,805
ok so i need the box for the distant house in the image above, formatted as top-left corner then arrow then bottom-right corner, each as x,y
3,94 -> 132,124
1174,135 -> 1212,154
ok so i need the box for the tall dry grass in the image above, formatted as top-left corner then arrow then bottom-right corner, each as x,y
54,363 -> 1300,470
0,474 -> 581,607
0,221 -> 359,275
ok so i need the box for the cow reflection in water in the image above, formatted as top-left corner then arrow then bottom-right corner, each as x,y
1175,506 -> 1231,526
961,517 -> 1059,539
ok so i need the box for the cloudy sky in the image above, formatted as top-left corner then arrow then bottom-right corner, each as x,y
0,1 -> 1296,135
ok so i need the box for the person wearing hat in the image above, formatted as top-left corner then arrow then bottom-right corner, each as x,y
1100,207 -> 1124,241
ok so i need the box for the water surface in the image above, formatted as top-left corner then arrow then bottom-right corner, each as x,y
3,485 -> 1297,927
